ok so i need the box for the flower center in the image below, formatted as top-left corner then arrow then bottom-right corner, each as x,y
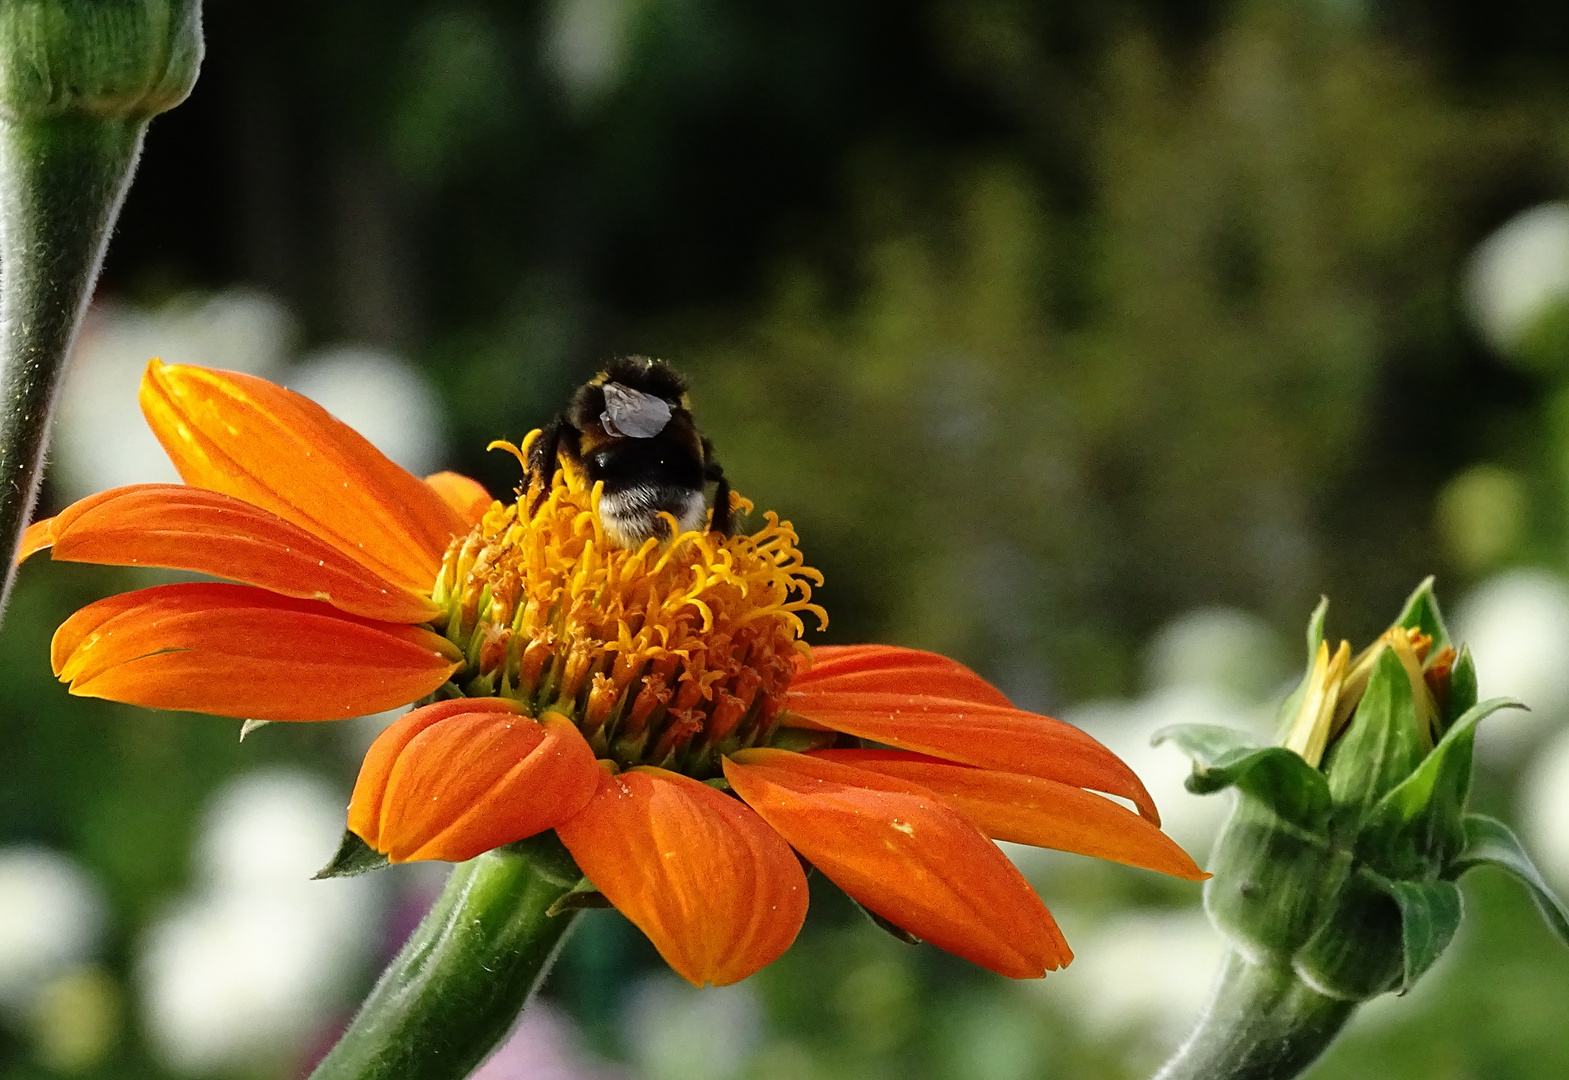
429,437 -> 827,778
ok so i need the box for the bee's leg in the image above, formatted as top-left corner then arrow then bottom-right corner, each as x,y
527,419 -> 564,516
703,447 -> 733,536
711,475 -> 734,536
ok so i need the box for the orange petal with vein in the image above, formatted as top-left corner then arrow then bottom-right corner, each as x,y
52,583 -> 459,720
556,767 -> 808,987
350,700 -> 599,862
795,645 -> 1013,707
724,750 -> 1070,978
139,360 -> 464,593
784,689 -> 1160,824
425,471 -> 493,526
809,750 -> 1205,880
39,484 -> 440,623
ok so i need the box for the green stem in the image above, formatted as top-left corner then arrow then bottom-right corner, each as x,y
1152,952 -> 1357,1080
0,112 -> 147,618
309,837 -> 584,1080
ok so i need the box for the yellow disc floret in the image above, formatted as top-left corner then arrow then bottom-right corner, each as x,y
430,435 -> 827,776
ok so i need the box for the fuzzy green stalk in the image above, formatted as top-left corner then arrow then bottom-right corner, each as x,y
1152,953 -> 1355,1080
0,115 -> 142,598
308,836 -> 585,1080
0,0 -> 202,623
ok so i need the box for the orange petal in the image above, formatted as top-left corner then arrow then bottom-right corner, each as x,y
794,645 -> 1013,707
809,750 -> 1205,880
350,700 -> 600,862
556,767 -> 808,986
38,484 -> 440,623
18,516 -> 59,562
52,583 -> 460,721
783,689 -> 1160,824
139,360 -> 464,594
425,471 -> 493,526
725,750 -> 1071,978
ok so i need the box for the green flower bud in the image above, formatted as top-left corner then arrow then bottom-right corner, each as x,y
1154,579 -> 1569,1080
0,0 -> 201,121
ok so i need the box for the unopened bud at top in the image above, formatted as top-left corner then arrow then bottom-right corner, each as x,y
0,0 -> 203,122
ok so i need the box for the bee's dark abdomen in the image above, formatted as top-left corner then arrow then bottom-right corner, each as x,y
585,438 -> 704,493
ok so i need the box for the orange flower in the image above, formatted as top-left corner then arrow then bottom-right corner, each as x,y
24,360 -> 1204,987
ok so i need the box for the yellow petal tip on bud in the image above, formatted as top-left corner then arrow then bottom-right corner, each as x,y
1284,639 -> 1350,767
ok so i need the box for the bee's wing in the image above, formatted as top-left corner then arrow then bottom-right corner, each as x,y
601,382 -> 673,438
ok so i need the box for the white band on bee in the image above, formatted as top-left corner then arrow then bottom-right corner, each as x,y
600,382 -> 673,438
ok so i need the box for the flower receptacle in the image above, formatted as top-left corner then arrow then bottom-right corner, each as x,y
0,0 -> 202,122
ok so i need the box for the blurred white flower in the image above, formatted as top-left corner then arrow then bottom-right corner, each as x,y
1452,569 -> 1569,764
1144,607 -> 1289,702
0,847 -> 107,1012
544,0 -> 632,104
195,770 -> 355,894
623,975 -> 762,1080
289,346 -> 445,477
1518,724 -> 1569,893
139,769 -> 383,1076
1033,909 -> 1224,1048
140,891 -> 349,1075
55,290 -> 293,499
1465,202 -> 1569,359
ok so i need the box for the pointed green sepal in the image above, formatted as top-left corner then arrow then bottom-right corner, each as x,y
499,830 -> 583,890
1153,722 -> 1263,765
1156,724 -> 1331,832
316,830 -> 391,879
1393,575 -> 1451,653
1447,813 -> 1569,947
1358,697 -> 1522,875
1323,649 -> 1429,823
544,878 -> 611,918
1359,869 -> 1463,991
854,899 -> 922,945
1443,646 -> 1478,731
767,721 -> 841,753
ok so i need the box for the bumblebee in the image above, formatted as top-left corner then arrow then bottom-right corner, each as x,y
528,357 -> 733,548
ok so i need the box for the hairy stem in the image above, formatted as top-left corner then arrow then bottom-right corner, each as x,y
0,113 -> 146,618
1153,952 -> 1357,1080
309,837 -> 583,1080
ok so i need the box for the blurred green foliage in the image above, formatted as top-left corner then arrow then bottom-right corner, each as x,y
10,1 -> 1569,1078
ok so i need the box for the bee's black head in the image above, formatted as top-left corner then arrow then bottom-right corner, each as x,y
597,356 -> 688,403
568,357 -> 694,441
